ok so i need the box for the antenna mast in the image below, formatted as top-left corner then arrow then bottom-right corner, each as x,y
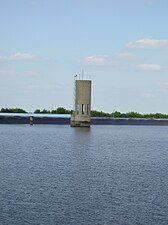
82,68 -> 84,80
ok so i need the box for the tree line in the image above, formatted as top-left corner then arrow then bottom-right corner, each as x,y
91,110 -> 168,119
0,108 -> 27,113
0,107 -> 72,114
1,107 -> 168,119
33,107 -> 72,114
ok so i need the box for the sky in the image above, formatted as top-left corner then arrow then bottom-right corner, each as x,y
0,0 -> 168,113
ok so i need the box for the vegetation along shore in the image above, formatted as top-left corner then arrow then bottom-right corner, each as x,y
1,107 -> 168,119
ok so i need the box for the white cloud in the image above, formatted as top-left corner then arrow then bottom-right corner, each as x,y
127,38 -> 168,49
82,55 -> 110,65
82,53 -> 166,72
113,53 -> 133,60
0,70 -> 38,76
133,64 -> 164,71
82,53 -> 133,66
0,52 -> 39,62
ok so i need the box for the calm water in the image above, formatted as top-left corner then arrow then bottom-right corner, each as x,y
0,125 -> 168,225
0,113 -> 70,118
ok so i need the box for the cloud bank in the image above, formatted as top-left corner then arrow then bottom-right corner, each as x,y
0,70 -> 38,76
127,38 -> 168,49
133,64 -> 164,71
82,53 -> 133,66
0,52 -> 39,61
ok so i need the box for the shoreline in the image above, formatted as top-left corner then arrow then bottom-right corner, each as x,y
1,115 -> 168,126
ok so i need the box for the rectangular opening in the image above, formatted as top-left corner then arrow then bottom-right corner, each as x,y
82,104 -> 85,114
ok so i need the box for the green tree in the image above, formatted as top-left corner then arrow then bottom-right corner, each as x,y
41,109 -> 50,114
0,108 -> 27,113
55,107 -> 70,114
34,109 -> 41,113
91,110 -> 111,117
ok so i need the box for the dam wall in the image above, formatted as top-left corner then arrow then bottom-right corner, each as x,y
0,116 -> 70,125
91,117 -> 168,126
1,115 -> 168,126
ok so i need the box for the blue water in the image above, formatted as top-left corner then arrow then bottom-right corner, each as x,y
0,113 -> 70,118
0,125 -> 168,225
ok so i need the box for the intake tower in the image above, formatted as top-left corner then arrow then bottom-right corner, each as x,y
70,76 -> 92,127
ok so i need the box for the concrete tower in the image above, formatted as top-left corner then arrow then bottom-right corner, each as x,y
71,77 -> 91,127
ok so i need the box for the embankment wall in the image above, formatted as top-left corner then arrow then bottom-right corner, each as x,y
1,116 -> 168,126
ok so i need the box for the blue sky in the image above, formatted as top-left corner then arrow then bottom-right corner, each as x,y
0,0 -> 168,113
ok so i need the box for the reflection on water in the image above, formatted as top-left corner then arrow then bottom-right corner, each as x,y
73,126 -> 91,133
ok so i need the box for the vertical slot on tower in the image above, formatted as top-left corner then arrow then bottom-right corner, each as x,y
82,104 -> 85,114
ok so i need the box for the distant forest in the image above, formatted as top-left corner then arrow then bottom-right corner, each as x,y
0,107 -> 71,114
1,107 -> 168,119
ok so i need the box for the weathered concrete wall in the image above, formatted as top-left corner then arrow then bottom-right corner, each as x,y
75,80 -> 91,115
71,80 -> 91,127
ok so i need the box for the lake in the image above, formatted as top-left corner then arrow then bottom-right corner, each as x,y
0,125 -> 168,225
0,113 -> 70,118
